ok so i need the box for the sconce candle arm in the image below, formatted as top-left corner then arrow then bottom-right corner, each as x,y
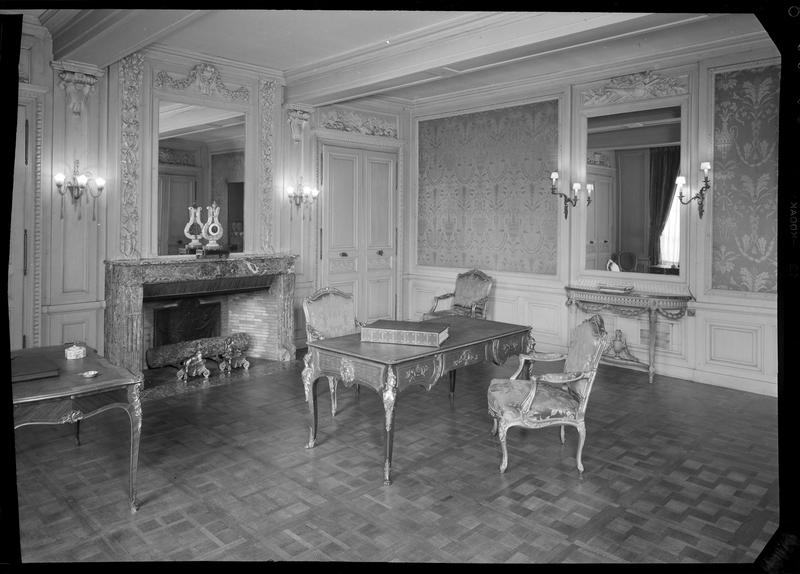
549,172 -> 589,219
676,164 -> 710,219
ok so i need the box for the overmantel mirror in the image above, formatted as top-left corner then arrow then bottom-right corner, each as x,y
573,70 -> 690,279
146,61 -> 256,258
156,100 -> 246,255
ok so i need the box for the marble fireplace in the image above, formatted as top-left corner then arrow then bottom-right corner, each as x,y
104,253 -> 297,375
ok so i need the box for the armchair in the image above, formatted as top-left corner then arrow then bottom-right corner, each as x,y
423,269 -> 494,396
487,315 -> 608,474
423,268 -> 494,321
302,287 -> 364,417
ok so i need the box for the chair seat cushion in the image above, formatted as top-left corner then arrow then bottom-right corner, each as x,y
488,378 -> 579,423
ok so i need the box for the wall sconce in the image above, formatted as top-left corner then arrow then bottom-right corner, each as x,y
54,159 -> 105,220
550,172 -> 590,219
286,177 -> 319,220
677,162 -> 710,219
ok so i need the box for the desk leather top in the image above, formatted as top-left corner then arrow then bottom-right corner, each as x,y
11,346 -> 141,405
307,316 -> 530,365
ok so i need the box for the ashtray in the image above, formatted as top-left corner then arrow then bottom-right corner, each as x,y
80,370 -> 99,378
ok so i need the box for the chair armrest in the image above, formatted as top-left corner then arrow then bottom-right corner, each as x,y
429,292 -> 455,313
537,371 -> 586,385
519,378 -> 539,415
509,354 -> 537,380
530,351 -> 567,362
355,319 -> 366,329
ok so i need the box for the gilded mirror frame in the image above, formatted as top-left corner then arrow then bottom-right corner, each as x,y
570,68 -> 693,283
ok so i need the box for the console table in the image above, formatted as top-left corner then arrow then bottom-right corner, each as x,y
302,316 -> 533,485
565,286 -> 692,383
12,346 -> 143,512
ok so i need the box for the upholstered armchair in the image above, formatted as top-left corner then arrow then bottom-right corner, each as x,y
487,315 -> 608,474
423,268 -> 494,321
302,287 -> 364,417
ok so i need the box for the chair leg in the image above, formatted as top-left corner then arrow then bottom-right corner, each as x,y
560,425 -> 565,445
498,421 -> 509,473
327,376 -> 338,417
490,417 -> 498,436
74,420 -> 81,446
576,422 -> 586,473
354,385 -> 360,400
449,370 -> 456,395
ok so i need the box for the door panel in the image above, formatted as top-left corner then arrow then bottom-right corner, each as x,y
328,151 -> 359,251
322,144 -> 397,322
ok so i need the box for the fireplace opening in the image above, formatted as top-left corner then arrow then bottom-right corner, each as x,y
152,298 -> 221,348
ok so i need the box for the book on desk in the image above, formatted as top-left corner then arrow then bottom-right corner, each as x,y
361,320 -> 449,347
11,352 -> 60,383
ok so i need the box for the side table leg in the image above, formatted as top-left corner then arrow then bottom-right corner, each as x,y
648,307 -> 657,384
127,382 -> 142,512
382,367 -> 398,485
302,353 -> 320,448
74,420 -> 81,446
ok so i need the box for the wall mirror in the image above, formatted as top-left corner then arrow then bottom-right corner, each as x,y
582,103 -> 685,276
157,100 -> 246,255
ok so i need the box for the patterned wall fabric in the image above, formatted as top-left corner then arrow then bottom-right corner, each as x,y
712,65 -> 779,292
417,101 -> 559,274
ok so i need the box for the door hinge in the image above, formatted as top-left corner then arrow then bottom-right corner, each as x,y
24,118 -> 29,166
23,229 -> 28,276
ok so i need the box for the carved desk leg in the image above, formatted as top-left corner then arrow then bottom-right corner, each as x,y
302,352 -> 319,449
382,367 -> 398,486
648,305 -> 657,384
126,382 -> 143,513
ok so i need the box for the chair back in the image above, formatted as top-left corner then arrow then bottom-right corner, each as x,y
452,269 -> 494,318
563,315 -> 608,413
302,287 -> 358,342
617,251 -> 637,272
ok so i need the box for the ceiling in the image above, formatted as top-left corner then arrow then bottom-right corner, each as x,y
21,9 -> 774,106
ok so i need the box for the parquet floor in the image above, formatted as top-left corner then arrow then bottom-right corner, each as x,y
12,356 -> 778,563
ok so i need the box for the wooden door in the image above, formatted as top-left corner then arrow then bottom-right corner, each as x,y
322,145 -> 396,322
158,173 -> 197,255
9,105 -> 29,349
585,167 -> 614,270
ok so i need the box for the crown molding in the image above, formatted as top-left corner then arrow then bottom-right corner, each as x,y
145,43 -> 285,83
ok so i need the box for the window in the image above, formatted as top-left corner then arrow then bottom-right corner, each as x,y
659,194 -> 680,265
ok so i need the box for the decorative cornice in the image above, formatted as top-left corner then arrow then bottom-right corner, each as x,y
581,70 -> 689,106
159,147 -> 196,166
153,62 -> 249,102
318,107 -> 398,139
51,59 -> 106,78
119,52 -> 144,259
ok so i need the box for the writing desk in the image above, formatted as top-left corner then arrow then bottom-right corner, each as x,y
12,346 -> 144,512
302,316 -> 533,485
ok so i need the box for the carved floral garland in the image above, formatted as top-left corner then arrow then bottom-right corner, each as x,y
153,62 -> 249,102
119,52 -> 144,258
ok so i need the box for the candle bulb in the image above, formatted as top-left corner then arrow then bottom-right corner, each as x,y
586,183 -> 594,197
572,182 -> 581,198
550,171 -> 559,182
700,162 -> 711,177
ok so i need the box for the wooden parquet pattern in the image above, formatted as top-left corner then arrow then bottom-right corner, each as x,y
13,357 -> 778,563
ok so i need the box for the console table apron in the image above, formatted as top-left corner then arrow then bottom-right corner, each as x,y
12,346 -> 144,512
565,286 -> 692,384
302,316 -> 534,485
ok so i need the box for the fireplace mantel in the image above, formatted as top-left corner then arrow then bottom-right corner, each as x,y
105,253 -> 298,374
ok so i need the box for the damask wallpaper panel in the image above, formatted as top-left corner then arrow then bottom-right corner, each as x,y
417,100 -> 559,274
711,64 -> 779,293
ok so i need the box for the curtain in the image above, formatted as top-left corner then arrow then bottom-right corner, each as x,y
648,146 -> 681,265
